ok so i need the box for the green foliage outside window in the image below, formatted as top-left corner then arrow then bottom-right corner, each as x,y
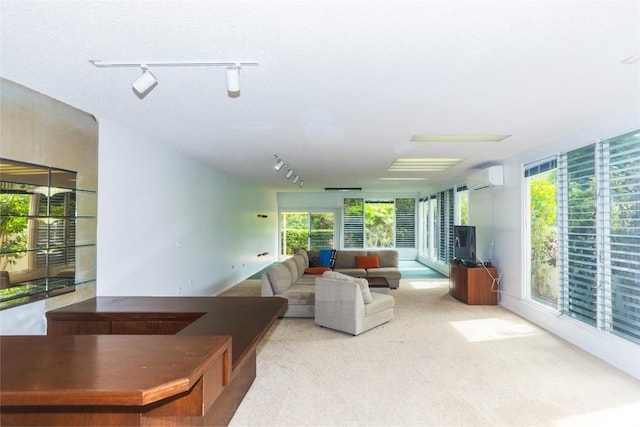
281,212 -> 335,255
0,194 -> 30,270
365,200 -> 394,247
529,171 -> 558,304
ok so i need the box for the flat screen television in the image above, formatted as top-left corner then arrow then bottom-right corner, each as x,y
454,225 -> 476,266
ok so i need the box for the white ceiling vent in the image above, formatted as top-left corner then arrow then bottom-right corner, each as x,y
467,165 -> 504,190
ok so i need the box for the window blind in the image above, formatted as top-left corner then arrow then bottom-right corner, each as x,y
447,188 -> 455,261
435,190 -> 455,262
525,158 -> 557,177
395,198 -> 415,248
343,198 -> 364,248
559,143 -> 598,326
437,192 -> 446,262
556,129 -> 640,343
600,130 -> 640,342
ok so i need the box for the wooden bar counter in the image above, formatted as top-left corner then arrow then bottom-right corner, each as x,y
0,296 -> 287,427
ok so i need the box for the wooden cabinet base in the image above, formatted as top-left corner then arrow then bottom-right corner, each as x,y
449,262 -> 498,305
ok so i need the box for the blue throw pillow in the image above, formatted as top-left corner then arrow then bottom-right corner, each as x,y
319,249 -> 336,268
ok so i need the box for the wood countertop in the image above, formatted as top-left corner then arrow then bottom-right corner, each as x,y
1,296 -> 288,426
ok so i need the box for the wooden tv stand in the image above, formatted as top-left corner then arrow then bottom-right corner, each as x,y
449,261 -> 498,305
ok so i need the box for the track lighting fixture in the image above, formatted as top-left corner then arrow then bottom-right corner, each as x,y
274,155 -> 285,171
89,60 -> 258,98
131,65 -> 158,96
226,66 -> 240,93
273,153 -> 304,188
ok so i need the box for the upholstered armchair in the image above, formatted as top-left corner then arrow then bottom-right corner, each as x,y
314,272 -> 394,336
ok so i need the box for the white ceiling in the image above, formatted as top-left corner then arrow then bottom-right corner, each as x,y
1,0 -> 639,193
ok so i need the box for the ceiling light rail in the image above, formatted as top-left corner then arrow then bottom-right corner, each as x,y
273,154 -> 304,188
89,60 -> 259,98
90,60 -> 259,68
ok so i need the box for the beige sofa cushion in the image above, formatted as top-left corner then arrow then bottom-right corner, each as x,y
267,264 -> 293,293
282,284 -> 315,305
368,250 -> 398,268
292,254 -> 307,276
283,258 -> 298,280
333,250 -> 367,269
297,249 -> 309,266
321,271 -> 373,304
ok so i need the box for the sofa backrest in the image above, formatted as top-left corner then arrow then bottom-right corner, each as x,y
334,250 -> 367,269
368,250 -> 399,268
299,249 -> 399,269
292,254 -> 307,275
266,263 -> 293,294
282,258 -> 298,280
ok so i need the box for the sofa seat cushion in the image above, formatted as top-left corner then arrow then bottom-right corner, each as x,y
365,292 -> 395,316
366,267 -> 401,280
333,268 -> 367,278
305,266 -> 332,274
295,275 -> 318,285
282,284 -> 315,305
267,264 -> 293,293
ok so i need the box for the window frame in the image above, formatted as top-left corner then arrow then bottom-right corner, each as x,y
524,129 -> 640,345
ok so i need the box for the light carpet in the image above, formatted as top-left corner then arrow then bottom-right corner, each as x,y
226,279 -> 640,426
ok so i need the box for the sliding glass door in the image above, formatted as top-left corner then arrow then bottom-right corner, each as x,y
280,211 -> 335,256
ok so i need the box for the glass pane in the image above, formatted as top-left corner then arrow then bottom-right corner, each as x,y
458,190 -> 469,225
528,168 -> 558,306
280,212 -> 309,256
364,199 -> 394,248
310,213 -> 334,249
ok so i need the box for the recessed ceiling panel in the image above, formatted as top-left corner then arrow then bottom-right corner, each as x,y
388,158 -> 465,172
411,135 -> 511,143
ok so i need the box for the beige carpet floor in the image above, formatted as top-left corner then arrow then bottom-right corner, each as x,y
225,279 -> 640,426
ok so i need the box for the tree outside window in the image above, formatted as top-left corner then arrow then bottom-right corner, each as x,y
528,169 -> 558,306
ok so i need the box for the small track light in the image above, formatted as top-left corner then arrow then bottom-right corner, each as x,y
226,66 -> 240,93
286,169 -> 294,179
275,159 -> 285,171
132,66 -> 158,95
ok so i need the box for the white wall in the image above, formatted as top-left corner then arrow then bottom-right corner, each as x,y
278,191 -> 419,260
483,111 -> 640,379
97,119 -> 277,297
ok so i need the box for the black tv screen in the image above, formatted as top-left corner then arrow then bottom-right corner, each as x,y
454,225 -> 476,265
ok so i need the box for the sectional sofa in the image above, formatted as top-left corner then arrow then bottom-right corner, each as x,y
260,249 -> 401,317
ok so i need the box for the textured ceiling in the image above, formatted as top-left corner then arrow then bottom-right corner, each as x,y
1,0 -> 638,193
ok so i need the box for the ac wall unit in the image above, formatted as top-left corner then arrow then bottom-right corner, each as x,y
467,165 -> 504,190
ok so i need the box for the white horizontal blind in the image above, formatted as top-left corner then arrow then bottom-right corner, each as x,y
558,129 -> 640,344
561,143 -> 598,325
343,198 -> 364,248
600,130 -> 640,342
395,198 -> 415,248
